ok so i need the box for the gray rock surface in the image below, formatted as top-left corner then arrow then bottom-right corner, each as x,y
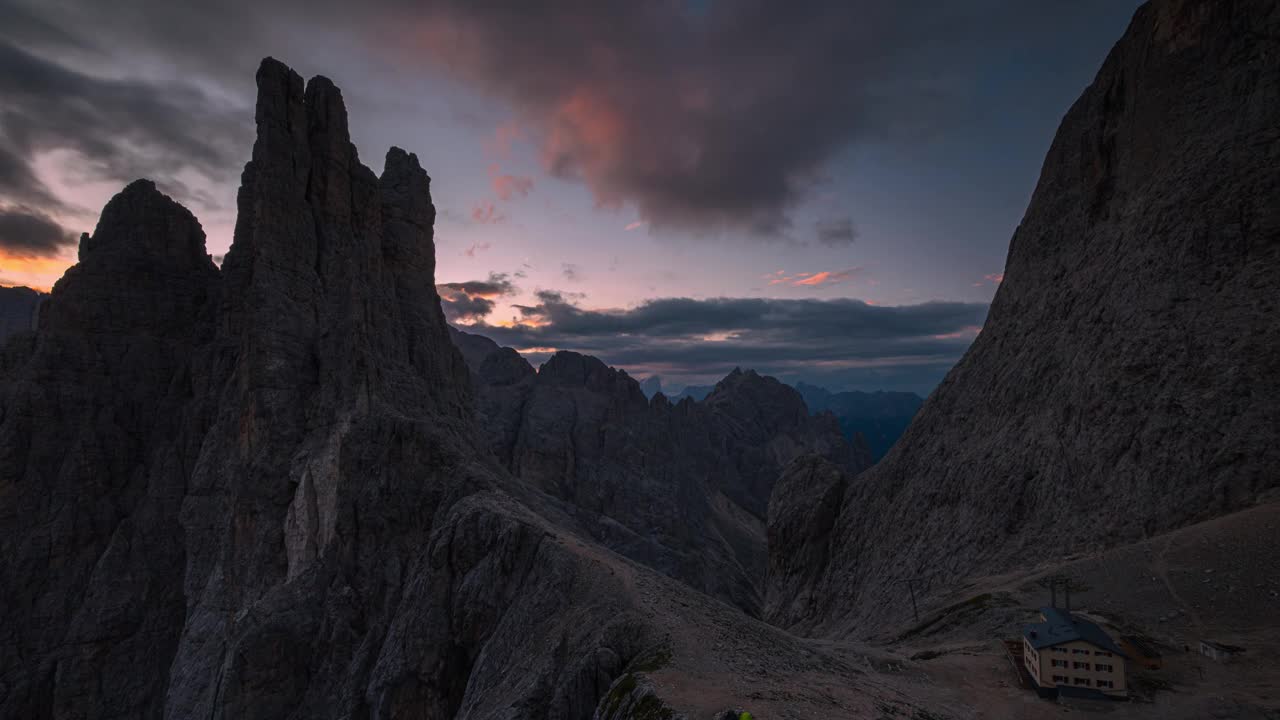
775,0 -> 1280,637
764,455 -> 852,627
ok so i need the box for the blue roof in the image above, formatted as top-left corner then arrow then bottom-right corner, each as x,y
1022,607 -> 1128,657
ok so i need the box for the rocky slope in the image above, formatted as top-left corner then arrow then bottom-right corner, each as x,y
453,329 -> 870,615
794,383 -> 923,460
771,0 -> 1280,637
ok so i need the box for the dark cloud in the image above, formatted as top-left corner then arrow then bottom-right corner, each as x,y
0,206 -> 76,257
0,38 -> 250,185
560,263 -> 581,282
396,2 -> 932,237
381,0 -> 1140,240
815,217 -> 857,246
513,289 -> 584,317
0,144 -> 62,211
436,271 -> 518,323
467,293 -> 988,394
438,273 -> 517,298
0,31 -> 250,233
439,292 -> 498,323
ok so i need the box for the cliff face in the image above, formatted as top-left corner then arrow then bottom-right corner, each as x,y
772,0 -> 1280,636
456,336 -> 869,615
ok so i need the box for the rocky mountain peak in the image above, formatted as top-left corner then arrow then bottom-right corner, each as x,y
538,350 -> 646,400
704,366 -> 816,437
76,179 -> 209,266
639,374 -> 663,398
41,179 -> 218,337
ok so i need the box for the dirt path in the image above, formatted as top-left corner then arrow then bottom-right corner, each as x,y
1151,529 -> 1206,632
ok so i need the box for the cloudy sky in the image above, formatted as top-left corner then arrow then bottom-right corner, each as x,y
0,0 -> 1142,393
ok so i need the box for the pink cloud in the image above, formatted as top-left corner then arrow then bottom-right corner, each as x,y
932,325 -> 983,340
463,241 -> 491,257
624,221 -> 645,231
984,273 -> 1005,284
485,120 -> 525,158
471,201 -> 507,224
768,267 -> 865,287
794,271 -> 839,286
489,164 -> 535,200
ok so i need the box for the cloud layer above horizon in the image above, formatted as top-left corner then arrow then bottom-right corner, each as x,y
447,289 -> 988,394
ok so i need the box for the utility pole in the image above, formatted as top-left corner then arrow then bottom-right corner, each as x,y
899,577 -> 928,624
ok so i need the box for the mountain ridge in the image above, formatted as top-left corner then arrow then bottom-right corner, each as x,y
454,331 -> 872,615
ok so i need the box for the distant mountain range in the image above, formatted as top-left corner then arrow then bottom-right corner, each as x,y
638,375 -> 714,403
638,374 -> 663,398
0,285 -> 43,343
638,375 -> 922,460
668,383 -> 715,402
793,383 -> 923,461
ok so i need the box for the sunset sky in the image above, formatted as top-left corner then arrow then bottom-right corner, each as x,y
0,0 -> 1143,392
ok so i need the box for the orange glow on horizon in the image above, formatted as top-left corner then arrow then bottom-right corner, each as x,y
0,253 -> 74,292
493,317 -> 550,329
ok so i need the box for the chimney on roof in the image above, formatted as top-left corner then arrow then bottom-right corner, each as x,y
1066,585 -> 1072,613
1050,579 -> 1057,609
